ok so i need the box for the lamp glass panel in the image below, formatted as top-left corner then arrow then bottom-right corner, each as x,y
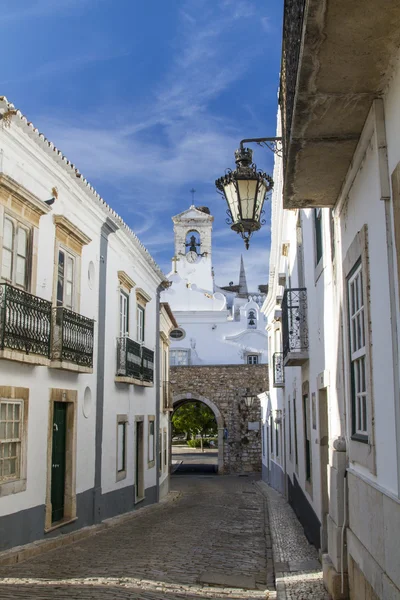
223,181 -> 240,222
254,180 -> 268,221
237,179 -> 257,220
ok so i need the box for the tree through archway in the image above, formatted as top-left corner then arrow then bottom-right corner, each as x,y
172,401 -> 217,452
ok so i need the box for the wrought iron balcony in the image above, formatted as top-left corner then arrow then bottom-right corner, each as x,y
142,347 -> 154,383
282,288 -> 309,366
51,307 -> 94,368
0,283 -> 52,357
116,336 -> 142,380
162,380 -> 172,411
273,352 -> 285,387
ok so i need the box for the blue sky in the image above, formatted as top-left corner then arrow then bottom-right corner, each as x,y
1,0 -> 283,290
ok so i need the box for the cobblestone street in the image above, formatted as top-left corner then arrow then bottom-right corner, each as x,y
257,482 -> 330,600
0,475 -> 272,599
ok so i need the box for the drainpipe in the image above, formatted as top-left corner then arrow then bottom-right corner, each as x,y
93,218 -> 119,524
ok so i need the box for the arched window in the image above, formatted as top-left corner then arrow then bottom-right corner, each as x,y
185,230 -> 201,255
248,309 -> 257,329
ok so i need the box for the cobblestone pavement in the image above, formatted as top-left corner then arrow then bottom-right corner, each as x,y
0,475 -> 272,599
257,481 -> 330,600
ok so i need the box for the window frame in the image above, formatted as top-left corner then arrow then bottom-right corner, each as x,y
1,212 -> 31,291
116,415 -> 128,481
314,208 -> 323,266
158,430 -> 162,475
137,304 -> 145,344
163,428 -> 167,471
119,290 -> 130,338
247,354 -> 259,365
347,260 -> 368,440
56,246 -> 77,310
0,389 -> 28,497
0,400 -> 23,483
170,348 -> 190,366
343,225 -> 375,473
148,416 -> 155,468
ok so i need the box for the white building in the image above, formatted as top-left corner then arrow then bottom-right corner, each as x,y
162,205 -> 268,366
261,3 -> 400,599
0,97 -> 173,552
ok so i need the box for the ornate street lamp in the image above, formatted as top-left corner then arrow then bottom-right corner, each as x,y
244,394 -> 256,409
215,145 -> 274,249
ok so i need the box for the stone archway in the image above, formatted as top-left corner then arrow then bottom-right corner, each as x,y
170,364 -> 268,474
172,392 -> 224,474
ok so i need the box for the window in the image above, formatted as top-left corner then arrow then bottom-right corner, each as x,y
170,349 -> 190,366
57,248 -> 75,309
163,429 -> 167,469
1,216 -> 30,289
137,304 -> 145,343
348,261 -> 368,438
159,430 -> 162,473
247,310 -> 257,329
262,423 -> 265,457
270,415 -> 273,454
0,401 -> 22,482
293,395 -> 298,467
119,291 -> 129,337
116,416 -> 127,480
314,208 -> 323,266
247,355 -> 259,365
148,418 -> 155,465
288,398 -> 292,457
169,328 -> 185,340
275,424 -> 279,457
303,394 -> 312,482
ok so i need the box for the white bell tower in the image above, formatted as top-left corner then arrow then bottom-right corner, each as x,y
171,205 -> 214,291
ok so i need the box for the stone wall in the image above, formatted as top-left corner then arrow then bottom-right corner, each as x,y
170,364 -> 269,474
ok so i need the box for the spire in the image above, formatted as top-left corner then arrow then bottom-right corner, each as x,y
238,255 -> 248,297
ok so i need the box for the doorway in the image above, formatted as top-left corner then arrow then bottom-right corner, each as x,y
51,402 -> 67,523
135,419 -> 144,501
45,389 -> 77,531
319,388 -> 330,552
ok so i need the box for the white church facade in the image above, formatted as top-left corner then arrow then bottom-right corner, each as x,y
162,205 -> 269,475
162,205 -> 268,367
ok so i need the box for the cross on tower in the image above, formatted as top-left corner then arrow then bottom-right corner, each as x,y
190,188 -> 196,204
171,255 -> 180,274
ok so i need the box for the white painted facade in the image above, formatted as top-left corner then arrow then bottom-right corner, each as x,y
162,206 -> 268,366
262,54 -> 400,599
0,97 -> 170,552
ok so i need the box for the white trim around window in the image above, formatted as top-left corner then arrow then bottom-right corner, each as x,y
343,225 -> 375,474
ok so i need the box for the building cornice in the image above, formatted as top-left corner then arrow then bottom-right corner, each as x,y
0,96 -> 168,285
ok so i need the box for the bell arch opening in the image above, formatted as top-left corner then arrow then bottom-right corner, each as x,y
172,393 -> 224,475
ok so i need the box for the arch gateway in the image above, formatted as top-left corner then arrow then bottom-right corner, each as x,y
171,364 -> 269,475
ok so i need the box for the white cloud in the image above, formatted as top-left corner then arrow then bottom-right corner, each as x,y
24,0 -> 273,281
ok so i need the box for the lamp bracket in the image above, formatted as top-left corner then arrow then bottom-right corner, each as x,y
239,136 -> 283,157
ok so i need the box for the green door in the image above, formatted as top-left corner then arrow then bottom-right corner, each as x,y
51,402 -> 67,523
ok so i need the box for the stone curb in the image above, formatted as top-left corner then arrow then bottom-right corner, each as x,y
0,489 -> 182,567
255,481 -> 286,600
254,481 -> 276,597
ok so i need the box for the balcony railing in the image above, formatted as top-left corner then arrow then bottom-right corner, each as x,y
280,0 -> 306,165
52,307 -> 94,367
142,347 -> 154,383
273,352 -> 285,387
162,381 -> 172,411
282,288 -> 309,366
116,336 -> 142,380
116,338 -> 154,384
0,283 -> 52,357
